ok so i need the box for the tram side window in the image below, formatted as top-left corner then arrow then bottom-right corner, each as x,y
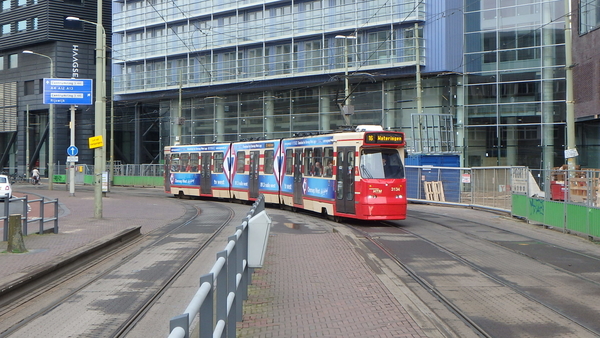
236,151 -> 245,173
190,153 -> 199,172
346,151 -> 355,201
304,148 -> 313,176
313,148 -> 322,176
347,152 -> 354,177
181,153 -> 190,172
264,150 -> 274,174
323,147 -> 333,177
336,151 -> 344,199
285,149 -> 294,175
213,152 -> 224,173
171,154 -> 180,172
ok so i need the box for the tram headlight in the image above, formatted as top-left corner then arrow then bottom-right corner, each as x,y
395,195 -> 403,199
367,194 -> 377,199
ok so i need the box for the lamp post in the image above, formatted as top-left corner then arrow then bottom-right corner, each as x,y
66,16 -> 106,219
22,50 -> 54,190
335,34 -> 357,126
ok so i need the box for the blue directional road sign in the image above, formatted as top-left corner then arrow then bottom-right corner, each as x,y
67,145 -> 79,156
43,78 -> 93,105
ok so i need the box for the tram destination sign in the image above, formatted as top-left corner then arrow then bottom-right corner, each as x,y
43,78 -> 93,105
364,132 -> 405,145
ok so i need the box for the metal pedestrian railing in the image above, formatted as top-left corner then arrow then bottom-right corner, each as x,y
1,195 -> 59,241
168,194 -> 270,338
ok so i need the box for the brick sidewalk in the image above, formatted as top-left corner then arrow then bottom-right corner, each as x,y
237,230 -> 428,338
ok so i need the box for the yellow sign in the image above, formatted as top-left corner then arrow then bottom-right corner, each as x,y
89,135 -> 104,149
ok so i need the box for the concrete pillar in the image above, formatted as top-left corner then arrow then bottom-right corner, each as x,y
542,2 -> 555,171
455,78 -> 465,166
320,87 -> 331,132
7,214 -> 26,253
134,103 -> 141,163
384,81 -> 396,130
264,91 -> 275,139
215,97 -> 225,142
506,117 -> 518,166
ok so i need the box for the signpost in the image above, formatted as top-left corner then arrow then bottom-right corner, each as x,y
67,145 -> 79,156
88,135 -> 104,149
44,78 -> 94,196
43,79 -> 93,105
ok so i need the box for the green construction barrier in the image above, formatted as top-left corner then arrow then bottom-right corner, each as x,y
527,197 -> 545,224
566,204 -> 589,234
112,176 -> 163,187
512,194 -> 528,217
84,175 -> 94,185
51,175 -> 164,187
589,208 -> 600,238
543,200 -> 565,229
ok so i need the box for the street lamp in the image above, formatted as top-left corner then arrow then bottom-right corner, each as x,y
335,34 -> 357,126
66,16 -> 106,219
22,50 -> 54,190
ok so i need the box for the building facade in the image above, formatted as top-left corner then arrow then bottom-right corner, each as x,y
573,0 -> 600,168
111,0 -> 600,174
463,0 -> 567,170
112,0 -> 580,171
3,0 -> 583,172
0,0 -> 111,175
112,0 -> 464,163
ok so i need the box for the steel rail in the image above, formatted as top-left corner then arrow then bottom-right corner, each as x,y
113,201 -> 235,337
344,221 -> 492,338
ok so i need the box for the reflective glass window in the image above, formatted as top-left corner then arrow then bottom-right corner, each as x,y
580,0 -> 600,34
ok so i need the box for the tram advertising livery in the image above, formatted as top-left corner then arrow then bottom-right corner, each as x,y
164,125 -> 407,221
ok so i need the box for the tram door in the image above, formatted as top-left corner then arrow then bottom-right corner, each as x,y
200,153 -> 212,194
249,151 -> 260,199
293,148 -> 303,205
336,147 -> 355,214
164,154 -> 171,193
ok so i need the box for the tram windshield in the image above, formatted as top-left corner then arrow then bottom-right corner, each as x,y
359,149 -> 404,179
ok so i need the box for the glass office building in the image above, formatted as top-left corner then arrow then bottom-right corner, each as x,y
463,0 -> 566,169
113,0 -> 568,169
112,0 -> 464,161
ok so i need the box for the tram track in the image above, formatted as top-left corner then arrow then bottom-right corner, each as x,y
407,211 -> 600,288
0,197 -> 236,338
392,222 -> 599,337
344,221 -> 492,338
113,200 -> 235,337
400,212 -> 600,337
343,206 -> 600,338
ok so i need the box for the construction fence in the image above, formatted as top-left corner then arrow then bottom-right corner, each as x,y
407,165 -> 600,240
406,165 -> 515,212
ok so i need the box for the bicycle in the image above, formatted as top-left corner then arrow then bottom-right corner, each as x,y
16,173 -> 26,184
9,172 -> 18,185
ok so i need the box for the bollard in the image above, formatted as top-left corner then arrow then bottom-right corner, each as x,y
7,214 -> 27,253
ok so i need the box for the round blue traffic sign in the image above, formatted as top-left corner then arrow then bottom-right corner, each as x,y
67,145 -> 79,156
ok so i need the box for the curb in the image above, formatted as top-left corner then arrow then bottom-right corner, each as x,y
0,226 -> 141,297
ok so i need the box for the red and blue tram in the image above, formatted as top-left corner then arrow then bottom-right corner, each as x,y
164,126 -> 407,220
